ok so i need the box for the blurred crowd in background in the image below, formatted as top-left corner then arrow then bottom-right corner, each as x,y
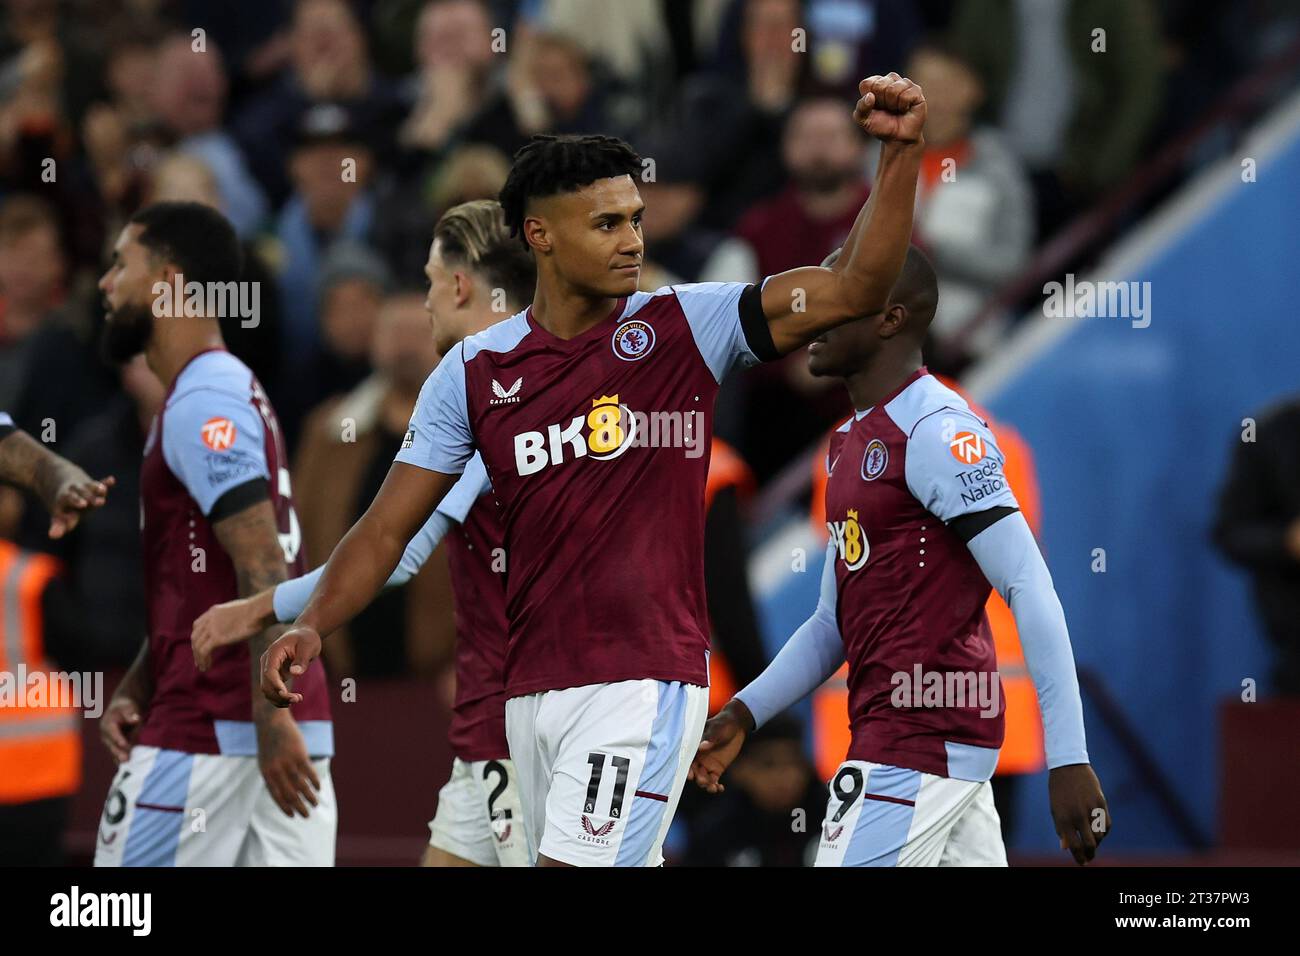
2,0 -> 1299,865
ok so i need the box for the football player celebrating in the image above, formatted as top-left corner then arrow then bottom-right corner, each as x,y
192,199 -> 535,866
93,202 -> 334,866
690,246 -> 1110,866
262,74 -> 927,867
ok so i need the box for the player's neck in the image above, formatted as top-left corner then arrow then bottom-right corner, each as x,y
530,280 -> 620,341
146,323 -> 227,390
844,350 -> 923,413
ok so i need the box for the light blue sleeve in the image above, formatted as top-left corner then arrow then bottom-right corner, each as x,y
673,280 -> 765,383
434,453 -> 491,524
904,408 -> 1019,523
275,450 -> 492,620
162,387 -> 270,516
394,343 -> 475,475
272,510 -> 458,622
734,539 -> 845,728
0,411 -> 13,428
966,511 -> 1090,769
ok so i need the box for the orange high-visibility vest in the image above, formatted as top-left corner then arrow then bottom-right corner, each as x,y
808,382 -> 1046,780
705,439 -> 755,715
0,542 -> 82,803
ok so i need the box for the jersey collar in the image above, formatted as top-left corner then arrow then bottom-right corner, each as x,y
852,366 -> 929,421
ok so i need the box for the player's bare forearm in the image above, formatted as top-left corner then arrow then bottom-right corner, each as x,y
0,427 -> 114,537
760,74 -> 926,353
761,141 -> 922,353
0,428 -> 45,487
0,429 -> 69,505
114,637 -> 155,708
212,500 -> 293,717
295,462 -> 456,639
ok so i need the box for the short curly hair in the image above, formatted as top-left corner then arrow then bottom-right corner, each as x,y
498,134 -> 643,249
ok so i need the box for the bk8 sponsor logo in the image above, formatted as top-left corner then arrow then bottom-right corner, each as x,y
827,508 -> 869,571
514,394 -> 634,476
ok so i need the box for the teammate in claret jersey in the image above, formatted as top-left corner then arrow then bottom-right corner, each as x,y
690,246 -> 1110,866
191,200 -> 534,867
92,202 -> 335,866
261,73 -> 929,867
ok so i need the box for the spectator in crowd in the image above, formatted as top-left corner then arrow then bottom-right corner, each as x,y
271,103 -> 378,376
949,0 -> 1163,237
234,0 -> 404,206
523,0 -> 678,120
99,19 -> 162,134
76,94 -> 169,251
461,29 -> 628,161
150,34 -> 269,238
145,150 -> 283,396
902,39 -> 1034,354
645,0 -> 811,237
398,0 -> 502,158
713,0 -> 922,99
0,0 -> 106,142
44,354 -> 162,668
292,291 -> 455,679
0,195 -> 66,411
1213,396 -> 1300,695
704,96 -> 871,282
702,96 -> 866,480
375,140 -> 513,284
679,716 -> 825,866
171,0 -> 293,97
278,240 -> 392,448
2,195 -> 115,554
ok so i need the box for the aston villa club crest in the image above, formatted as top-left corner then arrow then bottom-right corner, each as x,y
861,438 -> 888,480
611,319 -> 655,361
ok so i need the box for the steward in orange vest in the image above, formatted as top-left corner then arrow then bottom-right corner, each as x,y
0,539 -> 82,864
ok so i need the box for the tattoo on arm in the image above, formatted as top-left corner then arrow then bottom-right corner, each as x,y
212,500 -> 292,715
0,429 -> 63,503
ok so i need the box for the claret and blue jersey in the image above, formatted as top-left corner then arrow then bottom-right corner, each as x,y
139,349 -> 332,757
396,280 -> 773,699
824,368 -> 1017,780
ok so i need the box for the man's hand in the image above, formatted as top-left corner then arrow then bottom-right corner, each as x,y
192,590 -> 276,671
45,465 -> 114,539
688,699 -> 754,794
256,709 -> 321,818
853,73 -> 926,145
0,427 -> 114,538
261,626 -> 322,706
1049,763 -> 1112,865
99,695 -> 143,764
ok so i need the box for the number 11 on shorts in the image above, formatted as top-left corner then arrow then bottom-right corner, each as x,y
584,752 -> 631,818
